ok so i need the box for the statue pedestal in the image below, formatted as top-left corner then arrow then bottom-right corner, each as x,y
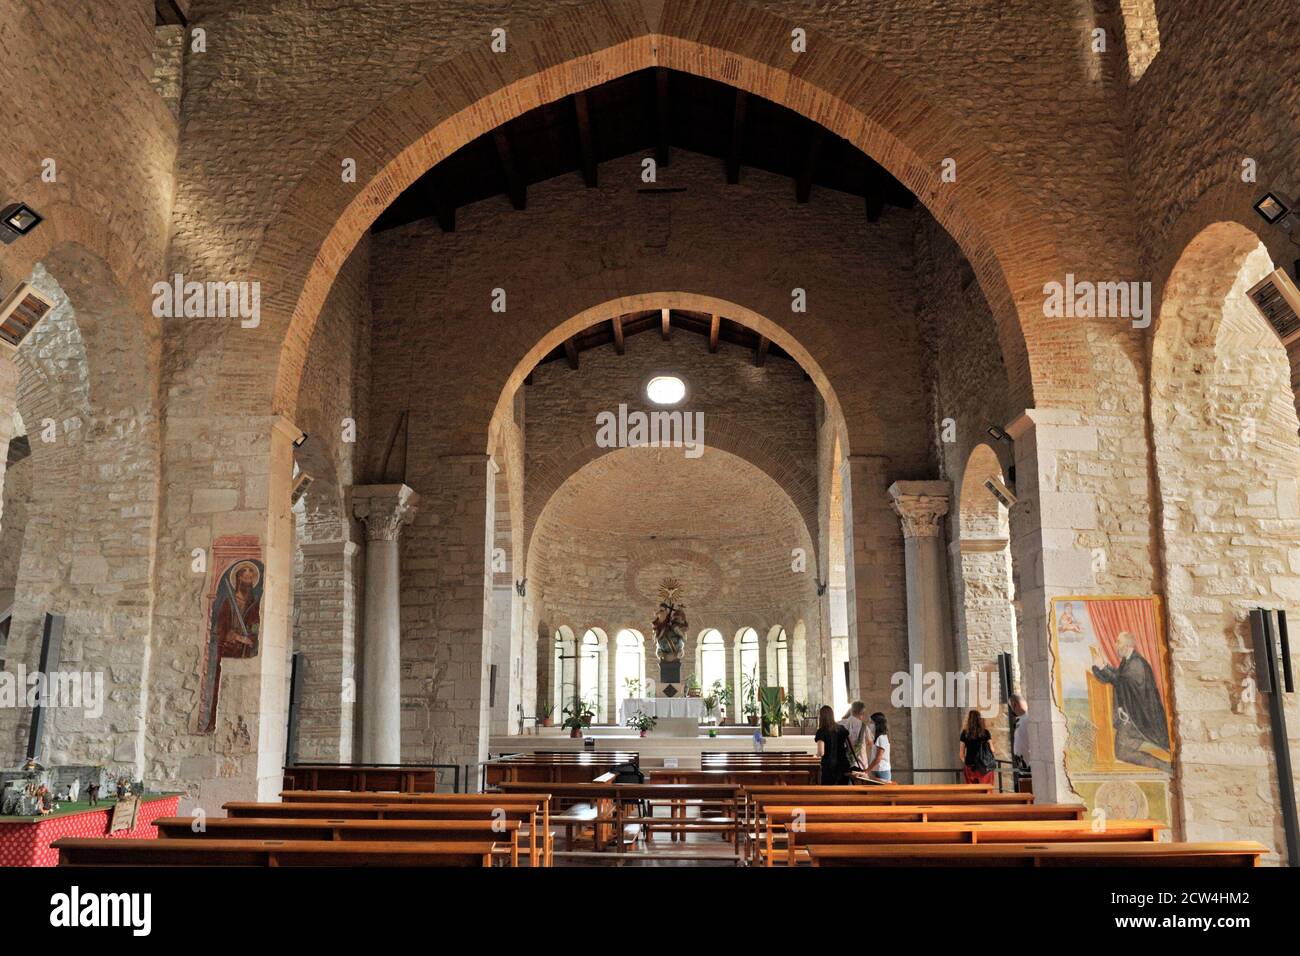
658,660 -> 682,698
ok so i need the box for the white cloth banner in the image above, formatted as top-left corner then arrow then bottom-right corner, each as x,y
619,697 -> 707,724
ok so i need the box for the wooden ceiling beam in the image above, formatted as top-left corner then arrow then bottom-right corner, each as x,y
494,127 -> 527,210
709,314 -> 720,353
415,175 -> 455,233
573,92 -> 597,188
661,308 -> 671,340
155,0 -> 187,27
563,337 -> 580,370
754,335 -> 770,367
655,68 -> 671,167
796,127 -> 825,203
726,90 -> 748,185
611,314 -> 625,354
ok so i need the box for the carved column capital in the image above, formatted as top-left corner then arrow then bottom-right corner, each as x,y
350,483 -> 418,541
888,480 -> 951,539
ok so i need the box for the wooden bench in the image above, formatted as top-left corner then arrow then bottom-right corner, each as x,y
53,837 -> 500,867
155,816 -> 530,867
225,799 -> 553,865
770,818 -> 1164,866
282,763 -> 454,794
484,753 -> 639,787
742,786 -> 1033,861
495,781 -> 745,856
804,841 -> 1269,867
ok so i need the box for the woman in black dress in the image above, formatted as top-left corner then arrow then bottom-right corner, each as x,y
814,704 -> 850,784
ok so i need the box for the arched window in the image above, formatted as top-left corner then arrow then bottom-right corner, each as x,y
736,627 -> 760,718
579,628 -> 606,720
697,628 -> 726,698
615,629 -> 646,699
773,627 -> 789,697
553,626 -> 576,716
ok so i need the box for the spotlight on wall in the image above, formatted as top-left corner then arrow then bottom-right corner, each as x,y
983,476 -> 1018,509
0,281 -> 54,352
0,203 -> 43,245
292,431 -> 309,448
1255,191 -> 1293,227
290,472 -> 314,506
1247,268 -> 1300,347
986,424 -> 1013,444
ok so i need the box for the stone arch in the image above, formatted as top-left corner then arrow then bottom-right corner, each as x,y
0,241 -> 160,775
950,443 -> 1018,733
235,0 -> 1067,422
1151,219 -> 1300,858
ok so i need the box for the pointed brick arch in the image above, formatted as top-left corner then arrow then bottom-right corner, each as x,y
232,0 -> 1069,424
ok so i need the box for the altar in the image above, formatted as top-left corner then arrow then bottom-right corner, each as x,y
619,697 -> 707,724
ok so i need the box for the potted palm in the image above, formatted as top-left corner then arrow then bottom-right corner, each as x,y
759,688 -> 784,737
538,701 -> 554,728
626,711 -> 656,737
561,698 -> 595,738
742,667 -> 759,726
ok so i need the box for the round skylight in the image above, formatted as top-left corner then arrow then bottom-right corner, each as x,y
646,375 -> 686,405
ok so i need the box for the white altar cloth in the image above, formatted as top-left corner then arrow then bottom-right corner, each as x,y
619,697 -> 707,724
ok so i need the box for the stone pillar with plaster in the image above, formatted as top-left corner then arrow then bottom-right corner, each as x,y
842,454 -> 910,764
351,483 -> 417,763
889,480 -> 956,776
294,539 -> 360,762
1004,409 -> 1100,805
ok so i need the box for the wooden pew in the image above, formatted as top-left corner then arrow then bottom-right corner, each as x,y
155,816 -> 527,867
283,763 -> 454,794
224,799 -> 552,865
494,781 -> 745,856
770,817 -> 1164,866
484,753 -> 640,787
646,768 -> 819,786
805,841 -> 1269,867
741,786 -> 1032,861
53,837 -> 500,867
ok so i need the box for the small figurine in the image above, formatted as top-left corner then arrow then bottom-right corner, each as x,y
116,776 -> 129,799
87,783 -> 101,807
69,778 -> 80,803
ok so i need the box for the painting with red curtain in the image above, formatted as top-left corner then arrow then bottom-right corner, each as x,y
1051,596 -> 1174,776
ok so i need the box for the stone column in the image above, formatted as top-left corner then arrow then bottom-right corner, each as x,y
351,484 -> 418,763
889,480 -> 956,776
294,539 -> 360,762
1005,409 -> 1099,804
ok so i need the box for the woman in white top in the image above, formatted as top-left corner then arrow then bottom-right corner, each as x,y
867,712 -> 891,781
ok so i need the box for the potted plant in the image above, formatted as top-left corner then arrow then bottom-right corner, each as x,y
742,667 -> 760,726
713,681 -> 733,725
685,674 -> 702,698
622,677 -> 642,699
538,701 -> 554,728
561,698 -> 595,738
626,711 -> 657,737
759,687 -> 785,737
788,699 -> 812,733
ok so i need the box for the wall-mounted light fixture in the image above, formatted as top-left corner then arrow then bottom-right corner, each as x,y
986,424 -> 1013,444
0,203 -> 43,245
1255,191 -> 1293,227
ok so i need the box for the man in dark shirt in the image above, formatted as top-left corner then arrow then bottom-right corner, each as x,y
1090,631 -> 1171,771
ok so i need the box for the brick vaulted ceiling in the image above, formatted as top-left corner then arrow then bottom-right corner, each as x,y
372,67 -> 916,234
371,68 -> 912,373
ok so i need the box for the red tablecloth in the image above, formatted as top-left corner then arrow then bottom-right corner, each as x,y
0,795 -> 179,866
